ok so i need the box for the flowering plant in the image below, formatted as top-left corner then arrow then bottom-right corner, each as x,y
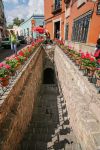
81,52 -> 97,68
18,56 -> 26,63
0,63 -> 10,78
5,58 -> 19,74
55,39 -> 64,45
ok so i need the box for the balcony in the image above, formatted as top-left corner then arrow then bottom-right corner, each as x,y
52,2 -> 62,14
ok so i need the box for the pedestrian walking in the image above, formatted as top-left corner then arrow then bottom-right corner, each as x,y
56,30 -> 60,39
10,30 -> 17,55
26,35 -> 31,45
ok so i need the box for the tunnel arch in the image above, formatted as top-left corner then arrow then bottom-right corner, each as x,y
43,68 -> 55,84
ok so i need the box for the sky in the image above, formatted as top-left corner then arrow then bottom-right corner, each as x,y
3,0 -> 44,24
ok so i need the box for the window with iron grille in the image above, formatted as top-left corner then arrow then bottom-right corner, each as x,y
65,24 -> 69,40
72,11 -> 92,43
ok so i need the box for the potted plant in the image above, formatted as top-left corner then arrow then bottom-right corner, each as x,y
5,58 -> 19,75
0,63 -> 10,86
81,53 -> 97,77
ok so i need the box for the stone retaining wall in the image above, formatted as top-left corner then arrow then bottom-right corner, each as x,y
65,41 -> 96,53
54,45 -> 100,150
0,46 -> 44,150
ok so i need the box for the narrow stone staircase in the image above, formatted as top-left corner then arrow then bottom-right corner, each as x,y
18,84 -> 81,150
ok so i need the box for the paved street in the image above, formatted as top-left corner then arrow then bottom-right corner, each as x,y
0,44 -> 26,62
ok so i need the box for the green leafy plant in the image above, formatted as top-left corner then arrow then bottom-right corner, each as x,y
0,63 -> 10,78
18,56 -> 26,63
82,58 -> 97,68
6,59 -> 18,74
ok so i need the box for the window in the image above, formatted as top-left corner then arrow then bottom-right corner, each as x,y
65,24 -> 69,40
97,1 -> 100,15
72,11 -> 92,43
54,0 -> 61,10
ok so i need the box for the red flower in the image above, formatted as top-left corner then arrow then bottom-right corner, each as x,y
18,51 -> 24,56
0,63 -> 4,68
94,49 -> 100,58
14,56 -> 20,61
81,53 -> 85,59
85,52 -> 91,59
4,64 -> 11,69
97,59 -> 100,64
90,57 -> 95,62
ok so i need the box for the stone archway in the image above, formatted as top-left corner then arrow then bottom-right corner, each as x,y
43,68 -> 55,84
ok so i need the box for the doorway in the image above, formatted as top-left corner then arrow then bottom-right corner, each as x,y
43,68 -> 55,84
54,21 -> 60,39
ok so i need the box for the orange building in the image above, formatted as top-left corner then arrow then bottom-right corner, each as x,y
44,0 -> 100,50
44,0 -> 65,40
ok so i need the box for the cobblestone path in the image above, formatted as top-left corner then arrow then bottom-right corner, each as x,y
19,84 -> 81,150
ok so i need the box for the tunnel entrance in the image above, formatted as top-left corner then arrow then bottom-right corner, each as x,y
43,68 -> 55,84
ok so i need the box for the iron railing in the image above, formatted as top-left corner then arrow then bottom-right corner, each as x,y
51,2 -> 62,14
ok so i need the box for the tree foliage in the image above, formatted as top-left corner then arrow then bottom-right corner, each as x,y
13,17 -> 24,26
7,17 -> 24,28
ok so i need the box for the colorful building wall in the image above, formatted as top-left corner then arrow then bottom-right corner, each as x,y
44,0 -> 100,46
44,0 -> 65,40
65,0 -> 100,44
20,15 -> 44,37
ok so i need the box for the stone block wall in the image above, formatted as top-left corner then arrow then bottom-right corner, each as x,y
0,46 -> 44,150
65,41 -> 96,53
54,45 -> 100,150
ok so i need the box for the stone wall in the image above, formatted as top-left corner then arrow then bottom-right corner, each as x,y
54,45 -> 100,150
0,46 -> 44,150
65,41 -> 96,53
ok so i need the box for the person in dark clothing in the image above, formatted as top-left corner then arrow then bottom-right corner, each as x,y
94,38 -> 100,60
